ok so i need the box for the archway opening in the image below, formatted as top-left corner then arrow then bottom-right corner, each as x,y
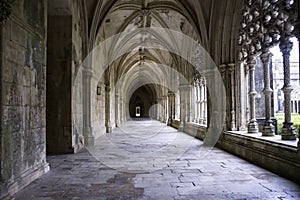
129,85 -> 156,119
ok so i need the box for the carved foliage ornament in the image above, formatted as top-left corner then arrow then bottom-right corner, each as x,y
0,0 -> 13,25
238,0 -> 296,61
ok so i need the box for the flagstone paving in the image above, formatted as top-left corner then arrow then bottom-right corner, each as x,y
15,119 -> 300,200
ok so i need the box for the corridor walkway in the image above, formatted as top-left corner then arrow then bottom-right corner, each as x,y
15,119 -> 300,200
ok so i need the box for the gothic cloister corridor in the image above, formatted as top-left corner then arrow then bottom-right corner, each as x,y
1,0 -> 300,199
15,119 -> 300,200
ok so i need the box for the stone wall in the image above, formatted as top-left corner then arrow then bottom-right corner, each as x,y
219,132 -> 300,184
0,0 -> 49,198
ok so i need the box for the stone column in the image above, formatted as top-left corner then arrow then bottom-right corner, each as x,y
199,83 -> 203,124
82,69 -> 94,146
203,80 -> 207,124
179,85 -> 186,131
105,85 -> 112,133
186,85 -> 192,122
279,39 -> 297,140
115,93 -> 120,127
228,64 -> 237,131
119,96 -> 123,123
261,51 -> 275,136
167,92 -> 174,125
196,85 -> 200,123
247,57 -> 259,133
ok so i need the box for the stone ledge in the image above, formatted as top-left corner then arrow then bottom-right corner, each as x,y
0,162 -> 50,199
219,131 -> 300,184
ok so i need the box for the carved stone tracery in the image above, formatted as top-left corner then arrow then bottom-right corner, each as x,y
0,0 -> 12,25
238,0 -> 297,139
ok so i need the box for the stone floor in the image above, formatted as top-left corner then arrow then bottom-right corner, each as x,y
15,119 -> 300,200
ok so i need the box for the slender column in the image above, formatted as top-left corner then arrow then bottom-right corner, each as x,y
203,79 -> 207,124
168,92 -> 174,125
247,57 -> 259,133
196,85 -> 200,123
115,93 -> 120,127
261,51 -> 275,136
105,86 -> 112,133
120,97 -> 123,123
279,39 -> 297,140
82,69 -> 94,145
179,85 -> 186,131
228,64 -> 237,131
199,83 -> 203,124
186,85 -> 192,122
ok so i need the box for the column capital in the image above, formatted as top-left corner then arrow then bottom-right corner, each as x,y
228,63 -> 235,73
219,64 -> 227,73
260,51 -> 272,64
247,57 -> 256,70
279,39 -> 293,56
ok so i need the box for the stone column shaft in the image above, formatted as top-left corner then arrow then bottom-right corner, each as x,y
229,64 -> 237,131
247,57 -> 259,133
261,51 -> 275,136
280,39 -> 296,140
105,86 -> 112,133
115,93 -> 120,127
82,69 -> 94,145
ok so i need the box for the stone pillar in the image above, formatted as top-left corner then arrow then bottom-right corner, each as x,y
167,92 -> 174,125
203,80 -> 207,124
115,93 -> 120,127
120,97 -> 123,123
279,39 -> 297,140
237,61 -> 248,131
186,85 -> 192,122
261,51 -> 275,136
199,83 -> 203,124
105,85 -> 112,133
228,64 -> 237,131
83,69 -> 94,146
247,57 -> 259,133
196,85 -> 200,123
179,85 -> 186,131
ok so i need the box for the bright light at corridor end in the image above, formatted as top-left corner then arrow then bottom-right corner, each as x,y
73,28 -> 226,173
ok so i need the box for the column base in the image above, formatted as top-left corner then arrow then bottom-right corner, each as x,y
178,124 -> 184,132
167,118 -> 172,126
106,126 -> 112,133
262,121 -> 275,136
230,122 -> 237,131
106,121 -> 112,133
248,121 -> 258,133
85,136 -> 95,146
281,122 -> 297,140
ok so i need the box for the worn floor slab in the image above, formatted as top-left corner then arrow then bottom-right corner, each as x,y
15,119 -> 300,200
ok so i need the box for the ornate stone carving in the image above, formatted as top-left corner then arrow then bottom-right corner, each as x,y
228,64 -> 236,131
280,39 -> 297,140
261,51 -> 275,136
247,57 -> 258,133
0,0 -> 12,25
238,0 -> 296,61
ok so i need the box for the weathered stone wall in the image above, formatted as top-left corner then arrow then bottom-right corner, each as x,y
0,0 -> 49,198
219,132 -> 300,184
